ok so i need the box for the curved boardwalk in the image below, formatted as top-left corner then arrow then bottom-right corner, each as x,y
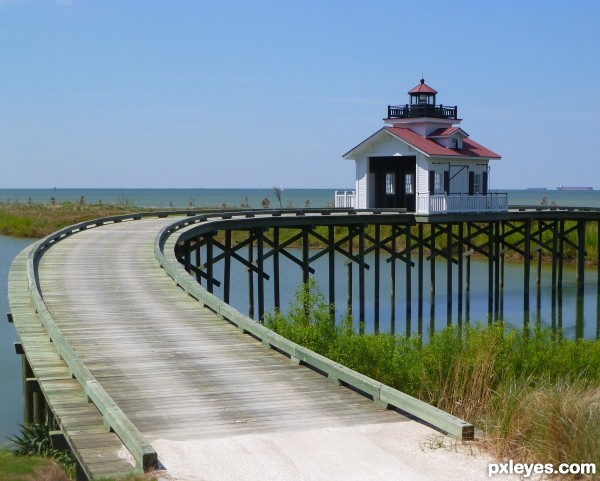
22,217 -> 504,480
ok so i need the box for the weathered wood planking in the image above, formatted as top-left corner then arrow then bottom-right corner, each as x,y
8,248 -> 137,480
36,217 -> 410,453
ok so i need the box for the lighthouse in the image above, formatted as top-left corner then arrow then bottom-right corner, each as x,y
337,79 -> 505,214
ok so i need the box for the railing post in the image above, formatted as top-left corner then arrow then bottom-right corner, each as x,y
184,240 -> 191,273
273,227 -> 280,311
457,222 -> 464,326
551,220 -> 558,294
206,233 -> 214,294
488,222 -> 494,321
346,230 -> 353,318
405,226 -> 412,335
558,220 -> 565,290
358,225 -> 365,330
257,229 -> 265,321
374,225 -> 380,333
22,354 -> 33,425
248,232 -> 254,319
446,224 -> 452,325
195,241 -> 202,286
494,221 -> 501,320
524,219 -> 531,323
302,226 -> 310,284
576,220 -> 586,295
417,223 -> 424,331
328,226 -> 335,319
390,230 -> 397,335
430,225 -> 436,298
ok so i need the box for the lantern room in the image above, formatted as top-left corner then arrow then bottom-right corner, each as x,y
335,79 -> 505,214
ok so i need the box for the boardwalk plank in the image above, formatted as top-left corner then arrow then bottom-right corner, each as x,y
8,248 -> 137,480
10,216 -> 459,479
29,218 -> 411,473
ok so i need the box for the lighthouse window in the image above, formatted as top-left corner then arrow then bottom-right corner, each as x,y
473,173 -> 482,194
385,173 -> 395,194
434,172 -> 442,193
405,174 -> 413,194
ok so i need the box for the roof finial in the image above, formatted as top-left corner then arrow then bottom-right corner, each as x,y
420,78 -> 425,84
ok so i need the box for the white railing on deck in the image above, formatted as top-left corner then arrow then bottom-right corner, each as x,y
335,190 -> 356,208
417,193 -> 508,214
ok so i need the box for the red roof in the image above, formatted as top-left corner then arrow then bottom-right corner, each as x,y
408,79 -> 438,95
428,127 -> 462,137
385,127 -> 501,159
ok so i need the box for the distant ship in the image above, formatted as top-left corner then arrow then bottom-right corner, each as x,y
556,185 -> 594,191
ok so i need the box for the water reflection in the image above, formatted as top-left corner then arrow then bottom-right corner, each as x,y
211,249 -> 599,342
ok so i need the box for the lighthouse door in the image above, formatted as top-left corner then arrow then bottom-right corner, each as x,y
370,156 -> 416,211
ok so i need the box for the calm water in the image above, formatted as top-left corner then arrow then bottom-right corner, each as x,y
217,247 -> 600,341
1,187 -> 600,444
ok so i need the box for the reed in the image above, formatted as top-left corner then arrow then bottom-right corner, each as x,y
0,202 -> 150,238
265,281 -> 600,471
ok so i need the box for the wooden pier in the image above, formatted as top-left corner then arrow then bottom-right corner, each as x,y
176,208 -> 600,338
8,211 -> 472,480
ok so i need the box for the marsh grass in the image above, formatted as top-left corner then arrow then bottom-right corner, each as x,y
0,202 -> 152,238
265,281 -> 600,472
483,378 -> 600,467
4,201 -> 598,264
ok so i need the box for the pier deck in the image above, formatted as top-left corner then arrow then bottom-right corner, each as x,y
9,212 -> 540,480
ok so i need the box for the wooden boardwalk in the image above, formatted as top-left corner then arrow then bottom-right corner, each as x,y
11,208 -> 597,479
17,217 -> 412,478
9,246 -> 141,479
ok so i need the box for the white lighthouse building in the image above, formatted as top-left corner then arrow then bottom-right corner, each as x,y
336,79 -> 506,214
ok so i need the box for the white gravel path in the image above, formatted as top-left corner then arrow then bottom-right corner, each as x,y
151,422 -> 520,481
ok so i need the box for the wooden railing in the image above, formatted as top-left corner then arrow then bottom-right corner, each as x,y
155,210 -> 475,440
20,206 -> 600,475
387,104 -> 458,119
23,210 -> 204,474
417,193 -> 508,214
334,190 -> 355,208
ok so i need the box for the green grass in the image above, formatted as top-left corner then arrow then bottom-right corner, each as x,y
0,202 -> 151,238
9,419 -> 75,478
5,420 -> 162,481
0,449 -> 161,481
265,280 -> 600,472
0,450 -> 69,481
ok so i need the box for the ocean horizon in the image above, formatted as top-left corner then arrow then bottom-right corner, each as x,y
2,187 -> 600,209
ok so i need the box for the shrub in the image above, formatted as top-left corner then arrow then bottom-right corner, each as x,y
266,282 -> 600,472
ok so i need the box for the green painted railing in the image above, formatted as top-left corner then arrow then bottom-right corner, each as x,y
23,208 -> 362,473
155,212 -> 476,440
24,211 -> 205,473
26,204 -> 600,467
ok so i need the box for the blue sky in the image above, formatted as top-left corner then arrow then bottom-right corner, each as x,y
1,1 -> 599,189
